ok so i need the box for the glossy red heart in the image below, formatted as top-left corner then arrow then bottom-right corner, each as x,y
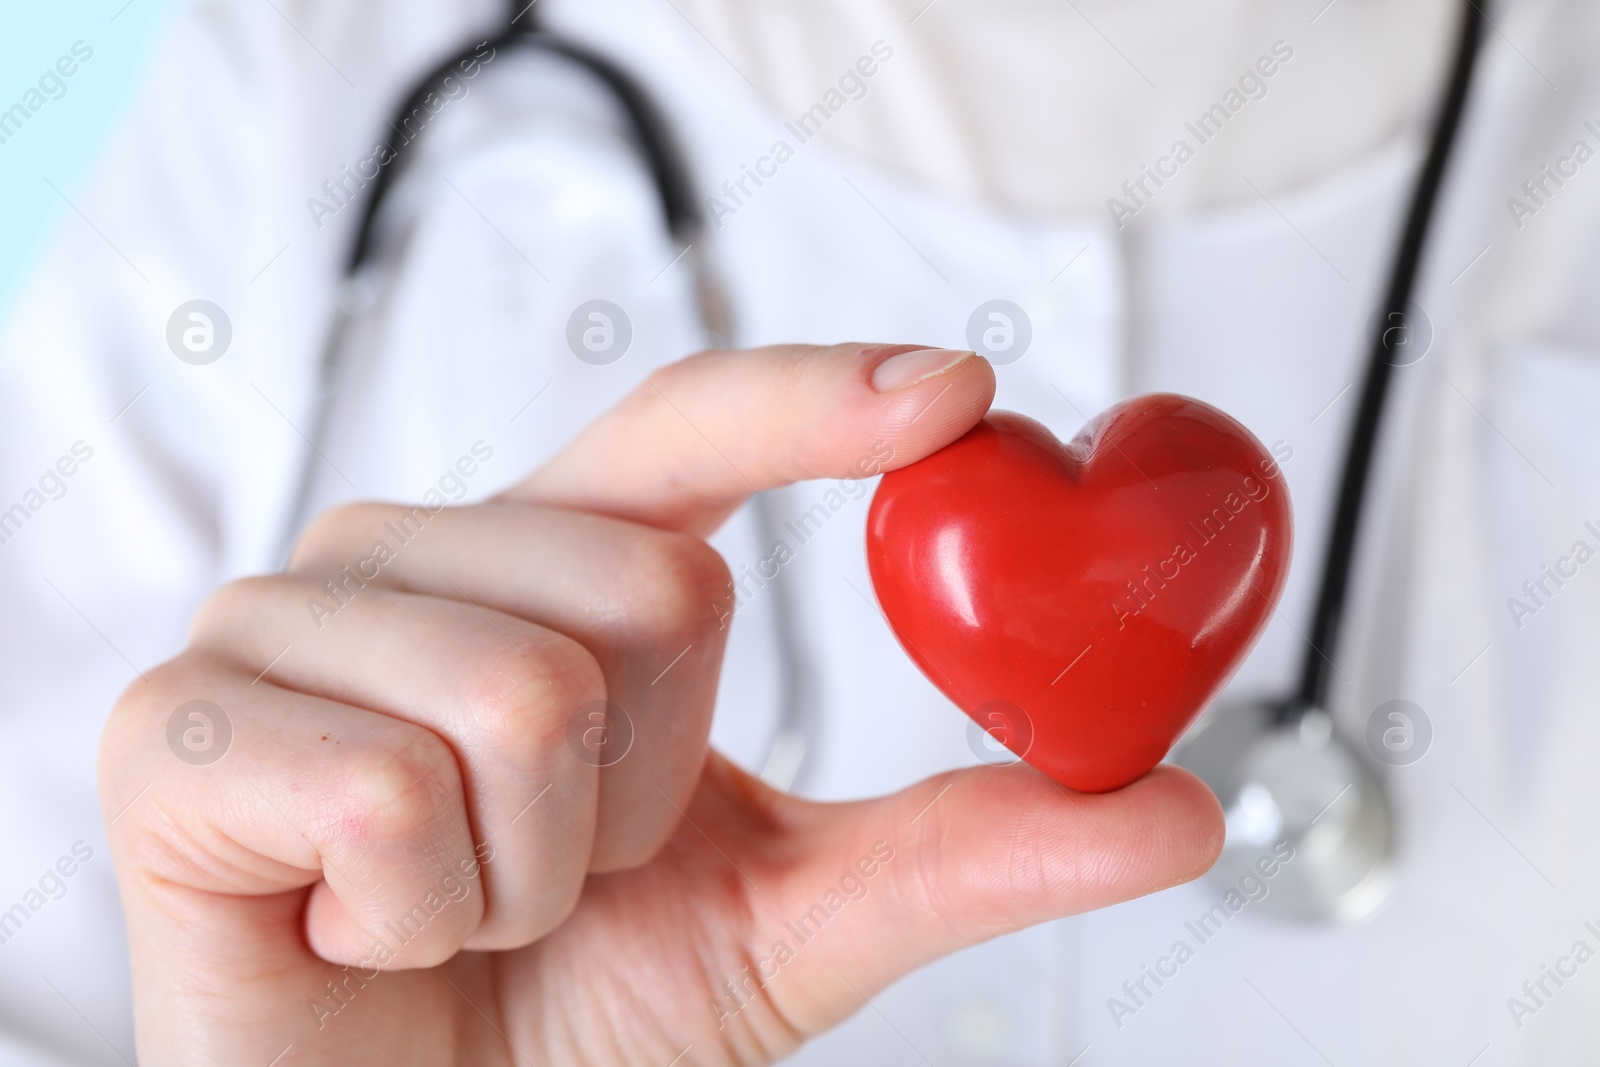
866,394 -> 1293,793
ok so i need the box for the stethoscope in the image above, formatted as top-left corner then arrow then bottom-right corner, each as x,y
276,2 -> 815,793
1176,0 -> 1485,921
282,0 -> 1485,920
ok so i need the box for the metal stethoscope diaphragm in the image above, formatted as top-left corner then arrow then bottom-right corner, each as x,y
1172,0 -> 1484,922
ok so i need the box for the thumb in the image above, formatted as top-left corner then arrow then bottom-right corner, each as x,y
716,758 -> 1223,1040
503,343 -> 993,536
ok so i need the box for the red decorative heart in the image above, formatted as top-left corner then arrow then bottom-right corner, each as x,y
866,394 -> 1293,793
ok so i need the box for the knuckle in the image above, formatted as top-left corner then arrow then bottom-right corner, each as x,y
896,832 -> 971,939
890,784 -> 985,940
618,529 -> 732,641
188,574 -> 293,638
334,729 -> 462,845
98,652 -> 231,821
642,355 -> 703,395
105,654 -> 211,735
459,625 -> 605,743
289,501 -> 395,572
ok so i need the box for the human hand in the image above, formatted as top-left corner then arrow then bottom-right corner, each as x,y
100,343 -> 1223,1065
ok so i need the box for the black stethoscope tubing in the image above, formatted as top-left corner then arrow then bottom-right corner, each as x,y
326,0 -> 1487,759
1288,0 -> 1484,722
345,4 -> 704,274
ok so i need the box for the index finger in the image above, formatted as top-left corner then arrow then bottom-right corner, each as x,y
502,343 -> 994,536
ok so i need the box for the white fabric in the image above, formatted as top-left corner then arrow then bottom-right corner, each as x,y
677,0 -> 1460,216
0,0 -> 1597,1063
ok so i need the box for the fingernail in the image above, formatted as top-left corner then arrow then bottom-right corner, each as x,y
868,346 -> 976,392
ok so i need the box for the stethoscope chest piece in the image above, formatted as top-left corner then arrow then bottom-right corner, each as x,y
1173,700 -> 1396,924
1159,0 -> 1483,927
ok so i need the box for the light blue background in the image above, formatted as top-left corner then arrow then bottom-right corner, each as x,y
0,0 -> 182,322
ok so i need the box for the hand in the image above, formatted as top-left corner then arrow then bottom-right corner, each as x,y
100,343 -> 1223,1065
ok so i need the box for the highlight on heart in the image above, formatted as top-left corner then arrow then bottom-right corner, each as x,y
1109,452 -> 1286,632
866,393 -> 1294,794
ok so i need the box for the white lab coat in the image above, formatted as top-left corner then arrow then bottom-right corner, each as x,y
1,0 -> 1598,1063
